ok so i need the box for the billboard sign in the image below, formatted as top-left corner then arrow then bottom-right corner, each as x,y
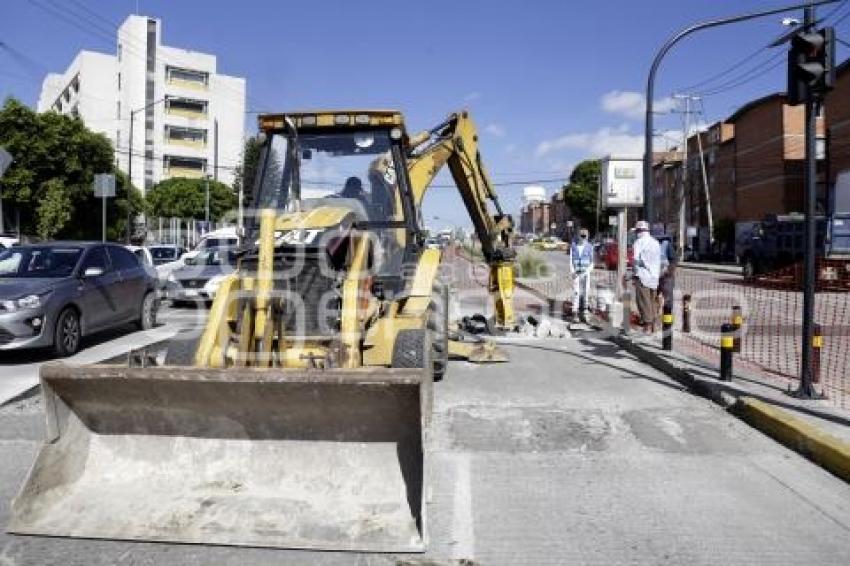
600,156 -> 644,208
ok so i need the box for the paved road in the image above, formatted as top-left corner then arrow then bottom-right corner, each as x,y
0,303 -> 204,405
1,328 -> 849,564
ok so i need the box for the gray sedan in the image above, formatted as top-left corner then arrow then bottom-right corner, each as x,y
0,242 -> 158,356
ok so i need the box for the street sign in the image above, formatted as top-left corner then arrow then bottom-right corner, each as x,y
600,156 -> 644,207
93,174 -> 116,242
687,226 -> 698,237
0,147 -> 11,177
93,174 -> 116,198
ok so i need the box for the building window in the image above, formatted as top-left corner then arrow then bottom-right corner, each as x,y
165,96 -> 208,117
70,75 -> 79,94
165,125 -> 207,146
117,72 -> 121,91
166,66 -> 209,89
118,43 -> 122,61
164,155 -> 207,179
116,101 -> 121,119
63,89 -> 70,102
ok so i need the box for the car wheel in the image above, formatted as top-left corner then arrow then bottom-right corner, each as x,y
54,308 -> 81,357
137,291 -> 157,330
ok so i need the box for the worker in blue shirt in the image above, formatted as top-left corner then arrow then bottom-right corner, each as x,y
570,228 -> 594,323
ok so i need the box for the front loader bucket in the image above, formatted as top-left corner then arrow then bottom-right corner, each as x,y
8,363 -> 429,552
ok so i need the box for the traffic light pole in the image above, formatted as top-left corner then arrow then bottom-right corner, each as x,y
797,4 -> 821,399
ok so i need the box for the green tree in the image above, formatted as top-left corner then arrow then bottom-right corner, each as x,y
36,179 -> 72,239
233,135 -> 263,204
146,177 -> 238,221
0,97 -> 144,239
561,159 -> 604,234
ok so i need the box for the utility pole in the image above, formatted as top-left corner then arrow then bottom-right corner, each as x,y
214,119 -> 219,182
205,174 -> 211,225
694,109 -> 714,249
673,94 -> 691,261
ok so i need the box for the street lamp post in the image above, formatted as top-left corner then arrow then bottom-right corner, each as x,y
127,97 -> 166,242
643,0 -> 840,223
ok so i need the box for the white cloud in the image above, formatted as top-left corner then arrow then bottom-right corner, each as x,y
503,143 -> 517,154
536,125 -> 644,158
600,90 -> 677,120
484,123 -> 506,137
463,91 -> 481,102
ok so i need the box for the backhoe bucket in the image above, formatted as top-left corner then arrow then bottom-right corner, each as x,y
8,363 -> 429,552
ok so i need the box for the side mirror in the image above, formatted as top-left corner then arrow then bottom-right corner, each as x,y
83,266 -> 104,278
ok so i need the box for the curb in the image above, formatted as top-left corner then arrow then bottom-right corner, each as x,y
679,264 -> 742,275
611,334 -> 850,484
733,397 -> 850,483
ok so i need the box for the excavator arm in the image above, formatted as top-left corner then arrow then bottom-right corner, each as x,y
405,111 -> 516,328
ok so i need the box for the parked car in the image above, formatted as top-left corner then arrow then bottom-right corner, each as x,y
0,242 -> 158,356
147,244 -> 186,266
0,235 -> 19,249
600,237 -> 634,270
166,248 -> 238,306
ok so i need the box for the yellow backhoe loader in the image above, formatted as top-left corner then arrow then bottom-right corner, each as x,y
9,109 -> 515,552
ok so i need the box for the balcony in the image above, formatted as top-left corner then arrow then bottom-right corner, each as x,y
166,66 -> 209,92
164,156 -> 206,179
165,96 -> 207,120
165,125 -> 207,149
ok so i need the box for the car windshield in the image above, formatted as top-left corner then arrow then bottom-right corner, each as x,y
0,246 -> 83,278
184,249 -> 237,267
254,129 -> 403,223
150,247 -> 178,260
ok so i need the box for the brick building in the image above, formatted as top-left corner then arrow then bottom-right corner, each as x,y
651,150 -> 683,235
519,201 -> 551,235
826,60 -> 850,194
550,190 -> 573,239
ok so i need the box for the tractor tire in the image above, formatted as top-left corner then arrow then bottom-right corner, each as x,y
391,329 -> 428,369
427,282 -> 449,382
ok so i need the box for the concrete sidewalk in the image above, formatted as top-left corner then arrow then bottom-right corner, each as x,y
612,331 -> 850,483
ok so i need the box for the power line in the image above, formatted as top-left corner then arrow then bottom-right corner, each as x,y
696,54 -> 786,97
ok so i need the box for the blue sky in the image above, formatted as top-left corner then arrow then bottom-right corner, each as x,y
2,0 -> 850,230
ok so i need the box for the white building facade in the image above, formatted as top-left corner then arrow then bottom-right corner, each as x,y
38,14 -> 246,194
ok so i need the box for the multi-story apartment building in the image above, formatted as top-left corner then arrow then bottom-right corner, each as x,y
37,14 -> 246,194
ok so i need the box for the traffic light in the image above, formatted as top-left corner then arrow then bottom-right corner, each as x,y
787,27 -> 835,105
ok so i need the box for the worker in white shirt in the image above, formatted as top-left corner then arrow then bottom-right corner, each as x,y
570,228 -> 594,323
632,220 -> 661,332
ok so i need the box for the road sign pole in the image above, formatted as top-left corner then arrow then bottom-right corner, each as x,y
102,195 -> 106,242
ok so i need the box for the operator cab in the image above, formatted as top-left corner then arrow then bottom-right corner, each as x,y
250,112 -> 418,280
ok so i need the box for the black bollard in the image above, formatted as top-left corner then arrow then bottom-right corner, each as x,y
720,323 -> 734,381
662,304 -> 673,350
731,305 -> 743,353
682,294 -> 691,333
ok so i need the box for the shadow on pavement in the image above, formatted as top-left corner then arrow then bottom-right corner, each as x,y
502,338 -> 687,393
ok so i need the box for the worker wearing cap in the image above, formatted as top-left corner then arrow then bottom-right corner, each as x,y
632,220 -> 661,331
570,228 -> 594,323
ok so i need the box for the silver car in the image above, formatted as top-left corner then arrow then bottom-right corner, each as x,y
0,242 -> 158,356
